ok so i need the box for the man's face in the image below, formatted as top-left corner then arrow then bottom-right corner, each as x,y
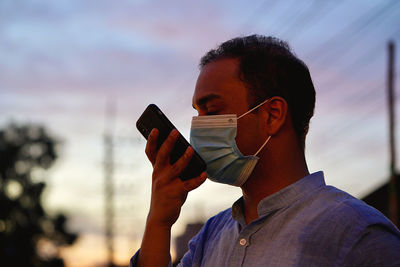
192,58 -> 267,156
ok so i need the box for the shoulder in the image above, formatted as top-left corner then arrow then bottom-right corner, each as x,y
301,185 -> 400,238
310,186 -> 400,254
343,222 -> 400,266
293,184 -> 400,243
292,185 -> 400,264
317,186 -> 395,228
326,188 -> 400,265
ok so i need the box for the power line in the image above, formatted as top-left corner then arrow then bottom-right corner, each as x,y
309,31 -> 400,142
273,0 -> 315,36
314,82 -> 385,138
284,0 -> 344,42
319,26 -> 400,90
279,0 -> 333,40
237,0 -> 281,34
310,100 -> 386,166
305,0 -> 400,63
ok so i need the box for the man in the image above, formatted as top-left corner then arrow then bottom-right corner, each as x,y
131,35 -> 400,266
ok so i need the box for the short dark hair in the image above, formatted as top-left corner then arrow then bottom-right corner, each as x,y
200,35 -> 316,150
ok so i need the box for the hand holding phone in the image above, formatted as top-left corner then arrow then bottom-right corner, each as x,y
136,105 -> 207,266
136,104 -> 206,181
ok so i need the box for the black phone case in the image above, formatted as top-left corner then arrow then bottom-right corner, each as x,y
136,104 -> 206,181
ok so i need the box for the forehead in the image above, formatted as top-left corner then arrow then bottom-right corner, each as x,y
192,58 -> 249,108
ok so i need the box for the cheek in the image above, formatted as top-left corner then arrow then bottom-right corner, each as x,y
235,119 -> 261,155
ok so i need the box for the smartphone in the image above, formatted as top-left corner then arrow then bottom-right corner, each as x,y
136,104 -> 206,181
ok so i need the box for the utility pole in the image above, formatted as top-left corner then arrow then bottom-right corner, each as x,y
104,100 -> 115,266
387,41 -> 399,226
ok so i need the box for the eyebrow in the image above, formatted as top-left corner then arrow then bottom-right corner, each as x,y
192,93 -> 222,109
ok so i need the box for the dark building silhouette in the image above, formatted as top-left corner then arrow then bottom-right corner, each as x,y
362,182 -> 390,217
362,175 -> 400,227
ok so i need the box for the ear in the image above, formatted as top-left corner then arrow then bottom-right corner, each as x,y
262,96 -> 288,136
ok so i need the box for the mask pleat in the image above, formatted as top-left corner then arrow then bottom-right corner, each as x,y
200,148 -> 235,162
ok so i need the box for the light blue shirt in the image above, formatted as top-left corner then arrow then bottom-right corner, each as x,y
131,172 -> 400,266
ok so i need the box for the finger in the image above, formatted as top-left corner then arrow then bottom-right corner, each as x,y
156,129 -> 179,165
168,146 -> 194,178
182,172 -> 207,192
145,128 -> 159,165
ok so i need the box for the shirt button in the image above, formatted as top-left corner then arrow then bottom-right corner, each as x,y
239,238 -> 247,246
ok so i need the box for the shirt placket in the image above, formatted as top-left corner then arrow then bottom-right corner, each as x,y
229,214 -> 272,266
228,226 -> 254,266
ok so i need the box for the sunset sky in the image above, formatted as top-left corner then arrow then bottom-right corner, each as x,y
1,0 -> 400,266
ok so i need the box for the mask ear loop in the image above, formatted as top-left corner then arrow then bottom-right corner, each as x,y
237,98 -> 272,156
254,135 -> 271,156
237,98 -> 271,119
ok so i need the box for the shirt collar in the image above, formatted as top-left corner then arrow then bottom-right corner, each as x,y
232,171 -> 326,223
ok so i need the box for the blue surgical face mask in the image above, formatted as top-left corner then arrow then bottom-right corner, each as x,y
190,99 -> 271,186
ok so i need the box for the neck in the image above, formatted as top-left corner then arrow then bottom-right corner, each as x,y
240,143 -> 309,224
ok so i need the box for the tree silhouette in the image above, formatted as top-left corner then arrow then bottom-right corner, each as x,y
0,123 -> 77,267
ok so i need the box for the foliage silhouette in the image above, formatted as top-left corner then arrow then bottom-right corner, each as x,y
0,123 -> 77,267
